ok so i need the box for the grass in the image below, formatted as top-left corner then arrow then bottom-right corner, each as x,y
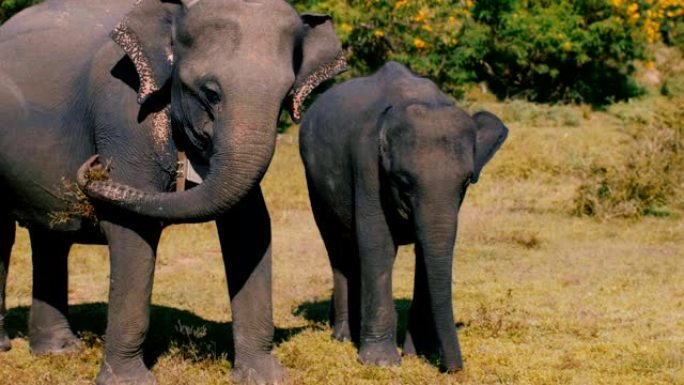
1,96 -> 682,385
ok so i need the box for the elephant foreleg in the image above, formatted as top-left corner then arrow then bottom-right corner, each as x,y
96,220 -> 160,385
355,201 -> 400,367
0,217 -> 14,352
27,227 -> 82,355
217,187 -> 284,385
403,251 -> 440,359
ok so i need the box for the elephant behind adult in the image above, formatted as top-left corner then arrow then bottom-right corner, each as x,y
0,0 -> 346,383
299,61 -> 508,372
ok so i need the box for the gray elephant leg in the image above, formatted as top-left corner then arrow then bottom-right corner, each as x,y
0,217 -> 14,352
308,188 -> 359,342
403,251 -> 439,359
27,227 -> 82,355
328,239 -> 359,343
411,217 -> 463,372
355,207 -> 400,367
216,187 -> 284,385
96,220 -> 160,385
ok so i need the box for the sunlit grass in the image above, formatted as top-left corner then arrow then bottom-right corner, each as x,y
1,98 -> 682,384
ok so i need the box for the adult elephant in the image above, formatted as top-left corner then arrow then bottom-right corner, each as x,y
0,0 -> 346,384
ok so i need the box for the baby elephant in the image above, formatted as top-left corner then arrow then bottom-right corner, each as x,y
299,61 -> 508,371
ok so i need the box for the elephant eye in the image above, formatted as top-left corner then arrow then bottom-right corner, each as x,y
200,82 -> 222,106
392,172 -> 413,190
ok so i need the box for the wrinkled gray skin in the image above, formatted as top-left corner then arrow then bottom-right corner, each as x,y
299,62 -> 508,372
0,0 -> 346,384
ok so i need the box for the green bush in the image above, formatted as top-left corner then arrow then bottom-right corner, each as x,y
6,0 -> 682,105
0,0 -> 42,24
471,1 -> 648,104
573,96 -> 684,219
293,0 -> 684,105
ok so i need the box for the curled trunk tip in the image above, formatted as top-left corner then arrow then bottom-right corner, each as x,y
77,154 -> 109,188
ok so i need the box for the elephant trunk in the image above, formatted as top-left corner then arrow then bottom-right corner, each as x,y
413,199 -> 463,372
78,100 -> 279,223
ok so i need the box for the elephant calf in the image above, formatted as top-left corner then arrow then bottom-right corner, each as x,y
299,61 -> 508,371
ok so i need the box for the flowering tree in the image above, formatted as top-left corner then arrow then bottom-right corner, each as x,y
295,0 -> 684,104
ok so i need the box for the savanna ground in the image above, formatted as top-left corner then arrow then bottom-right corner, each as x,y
1,93 -> 683,384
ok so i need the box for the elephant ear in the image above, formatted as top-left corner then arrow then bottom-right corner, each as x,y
471,111 -> 508,184
377,106 -> 395,172
289,14 -> 348,123
111,0 -> 188,104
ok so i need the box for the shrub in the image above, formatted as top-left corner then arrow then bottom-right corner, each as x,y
470,0 -> 649,104
573,96 -> 684,219
0,0 -> 42,24
295,0 -> 684,105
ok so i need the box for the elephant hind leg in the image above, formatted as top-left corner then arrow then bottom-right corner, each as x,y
0,216 -> 15,352
27,227 -> 82,355
326,234 -> 360,343
308,189 -> 359,343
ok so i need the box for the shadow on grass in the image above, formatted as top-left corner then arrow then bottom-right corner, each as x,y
294,297 -> 466,369
293,298 -> 414,346
4,302 -> 305,367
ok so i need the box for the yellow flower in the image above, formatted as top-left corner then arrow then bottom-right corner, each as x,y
413,38 -> 427,49
340,23 -> 353,33
414,9 -> 426,23
562,41 -> 573,52
374,30 -> 385,38
421,24 -> 433,32
627,3 -> 639,14
395,0 -> 407,9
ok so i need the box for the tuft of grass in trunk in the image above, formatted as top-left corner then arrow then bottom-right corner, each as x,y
48,179 -> 98,226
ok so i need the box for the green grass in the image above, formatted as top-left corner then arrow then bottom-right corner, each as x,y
1,98 -> 682,384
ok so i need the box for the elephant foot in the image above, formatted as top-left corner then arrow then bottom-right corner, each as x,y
358,339 -> 400,367
232,353 -> 285,385
403,329 -> 463,372
0,333 -> 10,352
29,332 -> 83,356
402,330 -> 418,356
402,329 -> 439,359
441,359 -> 464,373
331,320 -> 351,342
96,358 -> 156,385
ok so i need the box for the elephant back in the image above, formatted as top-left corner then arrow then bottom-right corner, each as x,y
0,0 -> 130,113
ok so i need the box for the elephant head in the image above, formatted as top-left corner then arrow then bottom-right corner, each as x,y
379,105 -> 507,371
379,106 -> 508,215
78,0 -> 347,221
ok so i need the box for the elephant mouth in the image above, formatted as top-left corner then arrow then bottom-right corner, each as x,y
288,51 -> 348,123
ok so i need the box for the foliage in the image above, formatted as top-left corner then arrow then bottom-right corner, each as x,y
293,0 -> 684,104
471,1 -> 649,104
5,0 -> 684,104
0,0 -> 42,23
574,96 -> 684,218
